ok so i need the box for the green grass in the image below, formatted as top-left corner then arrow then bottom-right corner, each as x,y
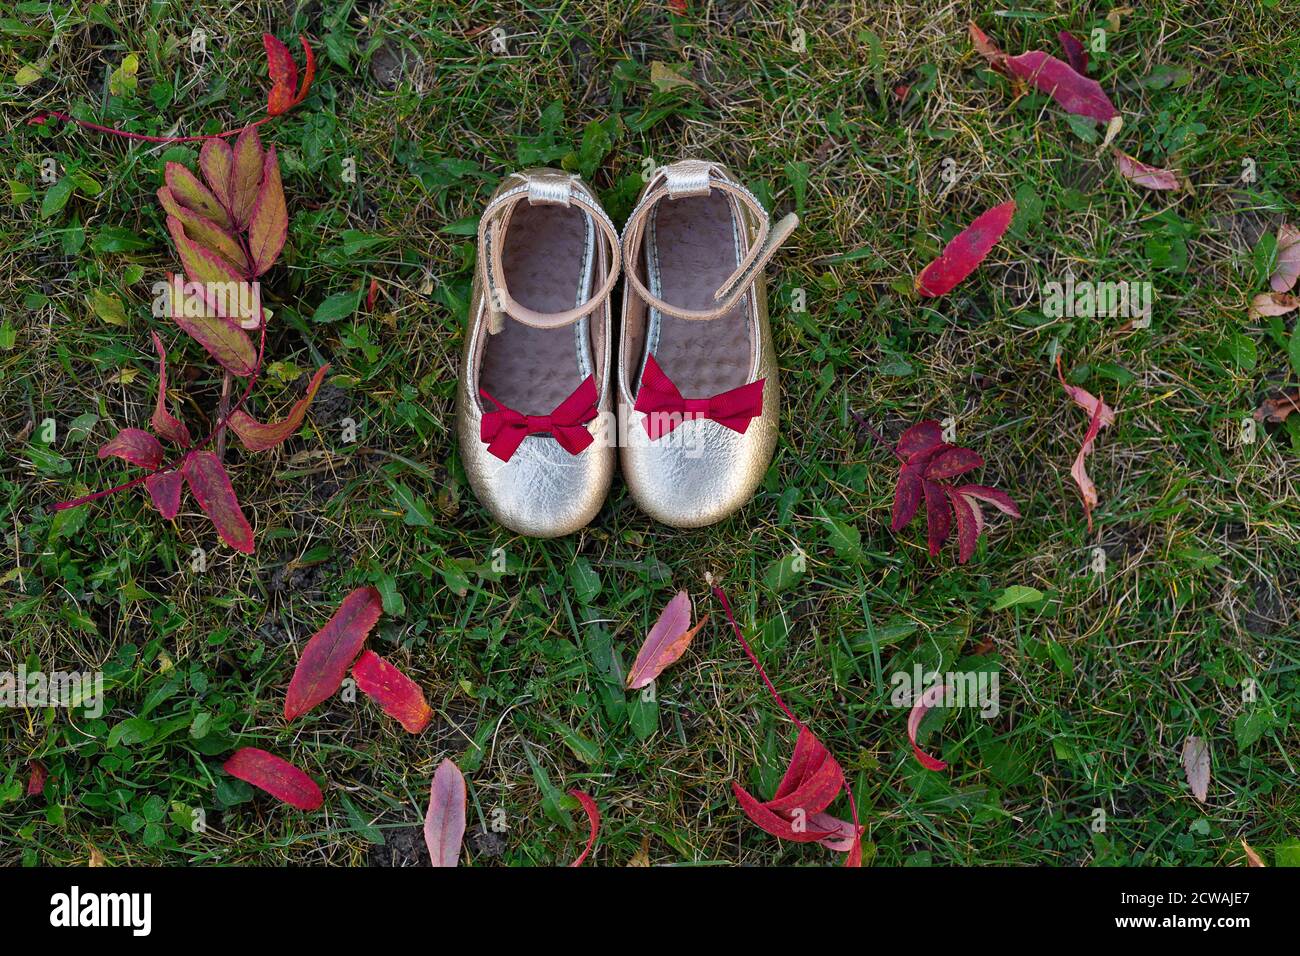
3,0 -> 1299,867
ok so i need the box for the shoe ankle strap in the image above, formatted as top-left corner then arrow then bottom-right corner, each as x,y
620,161 -> 798,322
478,172 -> 622,333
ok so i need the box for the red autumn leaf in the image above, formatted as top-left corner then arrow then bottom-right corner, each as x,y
223,747 -> 323,810
1113,149 -> 1182,191
954,483 -> 1021,517
908,683 -> 954,771
145,470 -> 184,519
1249,292 -> 1300,319
425,758 -> 467,867
366,277 -> 379,312
915,200 -> 1016,297
166,274 -> 258,377
150,332 -> 190,447
896,419 -> 944,459
568,790 -> 600,866
1270,223 -> 1300,293
926,446 -> 984,480
970,23 -> 1117,122
1057,30 -> 1088,75
715,586 -> 861,866
98,428 -> 164,471
1254,389 -> 1300,424
969,22 -> 1009,74
883,422 -> 1018,563
668,0 -> 687,14
247,147 -> 287,276
732,780 -> 838,843
264,34 -> 299,117
947,487 -> 980,563
351,650 -> 432,734
625,590 -> 709,690
181,450 -> 255,554
733,726 -> 845,845
228,364 -> 329,452
264,35 -> 315,116
26,760 -> 48,797
230,126 -> 264,228
922,479 -> 951,556
1005,51 -> 1117,122
891,465 -> 923,531
283,586 -> 383,720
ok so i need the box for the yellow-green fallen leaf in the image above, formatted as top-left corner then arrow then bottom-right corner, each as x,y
15,63 -> 43,86
109,53 -> 139,96
88,289 -> 127,326
650,61 -> 698,93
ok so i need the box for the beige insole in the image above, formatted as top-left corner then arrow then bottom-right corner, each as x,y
641,192 -> 752,396
479,202 -> 593,414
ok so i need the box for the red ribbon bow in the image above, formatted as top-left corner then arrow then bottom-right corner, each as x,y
634,355 -> 765,440
480,375 -> 599,462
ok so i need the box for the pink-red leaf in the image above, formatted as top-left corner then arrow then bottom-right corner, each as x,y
425,758 -> 467,867
98,428 -> 164,470
954,483 -> 1021,517
969,22 -> 1010,74
199,138 -> 235,211
916,200 -> 1016,297
891,464 -> 923,531
925,446 -> 984,480
626,590 -> 708,690
145,469 -> 184,519
283,586 -> 383,720
1270,223 -> 1300,293
1057,30 -> 1088,75
223,747 -> 322,810
1057,366 -> 1116,429
247,147 -> 288,276
26,760 -> 48,797
1005,50 -> 1118,122
164,162 -> 230,229
228,364 -> 330,453
923,479 -> 952,556
230,126 -> 264,228
568,790 -> 600,866
181,451 -> 254,554
896,420 -> 944,460
150,331 -> 190,447
947,487 -> 980,564
351,650 -> 432,734
166,275 -> 258,377
732,782 -> 837,843
809,812 -> 860,852
908,683 -> 954,771
1070,388 -> 1108,532
1249,292 -> 1300,319
1113,149 -> 1181,191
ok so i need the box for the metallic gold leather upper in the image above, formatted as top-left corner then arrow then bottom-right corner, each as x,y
457,171 -> 616,538
617,161 -> 785,528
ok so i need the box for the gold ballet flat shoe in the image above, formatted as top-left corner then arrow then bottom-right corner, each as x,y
456,169 -> 621,537
617,160 -> 798,528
